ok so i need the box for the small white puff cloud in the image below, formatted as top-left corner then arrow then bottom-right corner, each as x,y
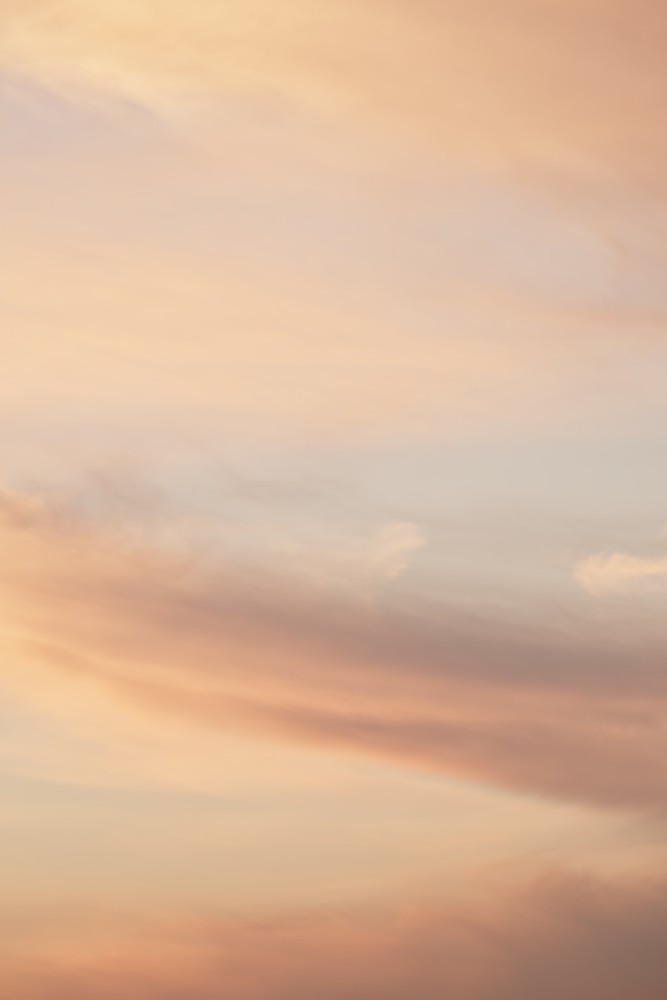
574,549 -> 667,596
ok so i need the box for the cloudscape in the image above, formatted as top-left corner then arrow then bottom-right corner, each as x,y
2,3 -> 667,997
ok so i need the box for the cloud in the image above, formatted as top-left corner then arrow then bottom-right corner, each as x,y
2,870 -> 667,999
3,53 -> 667,459
3,10 -> 667,986
365,521 -> 425,581
575,548 -> 667,595
4,210 -> 665,456
284,520 -> 426,595
2,486 -> 667,811
1,0 -> 667,187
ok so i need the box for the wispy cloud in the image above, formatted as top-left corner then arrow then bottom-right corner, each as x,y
3,2 -> 667,988
2,0 -> 667,186
2,486 -> 666,811
2,870 -> 667,999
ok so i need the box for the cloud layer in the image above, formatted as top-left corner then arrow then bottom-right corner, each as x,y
2,487 -> 666,812
2,0 -> 667,185
3,4 -> 667,995
3,870 -> 667,1000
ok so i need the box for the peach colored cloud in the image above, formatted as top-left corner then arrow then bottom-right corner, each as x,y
575,548 -> 667,595
2,0 -> 667,185
3,229 -> 667,464
0,241 -> 576,447
2,487 -> 666,811
3,72 -> 667,459
2,870 -> 667,999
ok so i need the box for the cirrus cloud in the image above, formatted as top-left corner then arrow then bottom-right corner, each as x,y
2,486 -> 667,812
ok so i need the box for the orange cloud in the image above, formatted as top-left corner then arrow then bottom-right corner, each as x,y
576,548 -> 667,595
2,869 -> 667,999
2,487 -> 666,811
2,0 -> 667,185
3,7 -> 666,986
4,228 -> 663,453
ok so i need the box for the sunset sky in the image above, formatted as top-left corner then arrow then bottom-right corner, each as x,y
2,3 -> 667,997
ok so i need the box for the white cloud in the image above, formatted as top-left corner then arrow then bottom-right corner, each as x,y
575,549 -> 667,596
365,521 -> 426,581
273,520 -> 426,597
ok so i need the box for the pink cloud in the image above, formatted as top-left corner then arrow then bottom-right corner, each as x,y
2,870 -> 667,999
2,488 -> 666,811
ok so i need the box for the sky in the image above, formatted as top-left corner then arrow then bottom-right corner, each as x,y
1,2 -> 667,997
